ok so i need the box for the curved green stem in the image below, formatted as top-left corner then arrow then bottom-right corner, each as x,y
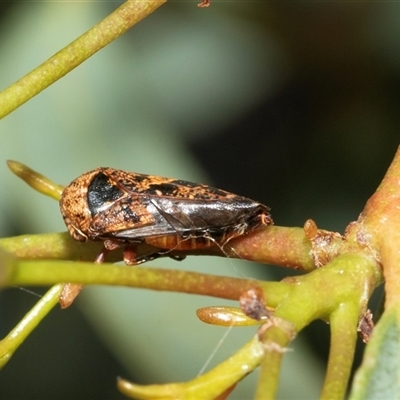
1,258 -> 285,304
321,302 -> 359,399
0,0 -> 166,119
118,335 -> 265,399
255,321 -> 294,400
114,252 -> 381,400
0,226 -> 320,271
255,253 -> 381,399
0,284 -> 62,370
0,232 -> 123,263
7,160 -> 63,200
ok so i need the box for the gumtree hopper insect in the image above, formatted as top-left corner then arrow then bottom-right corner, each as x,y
60,168 -> 273,265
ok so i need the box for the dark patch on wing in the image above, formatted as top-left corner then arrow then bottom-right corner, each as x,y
87,173 -> 123,215
147,183 -> 180,196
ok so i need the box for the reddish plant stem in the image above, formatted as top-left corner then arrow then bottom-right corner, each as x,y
0,225 -> 320,271
356,146 -> 400,310
226,225 -> 315,270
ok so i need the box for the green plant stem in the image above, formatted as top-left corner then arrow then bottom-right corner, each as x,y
255,253 -> 381,399
0,284 -> 62,370
255,323 -> 292,400
118,335 -> 265,399
321,302 -> 359,399
0,232 -> 123,263
0,226 -> 319,271
0,245 -> 382,399
6,160 -> 346,271
0,0 -> 166,119
3,258 -> 286,303
116,250 -> 379,399
7,160 -> 63,200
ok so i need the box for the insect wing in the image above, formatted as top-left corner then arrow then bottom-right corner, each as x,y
104,168 -> 235,201
61,167 -> 271,247
113,195 -> 266,242
113,200 -> 179,239
84,170 -> 157,238
89,197 -> 156,237
151,196 -> 266,230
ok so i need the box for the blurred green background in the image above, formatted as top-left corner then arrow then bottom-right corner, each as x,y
0,1 -> 397,398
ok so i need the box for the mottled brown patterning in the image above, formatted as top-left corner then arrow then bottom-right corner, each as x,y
60,168 -> 273,265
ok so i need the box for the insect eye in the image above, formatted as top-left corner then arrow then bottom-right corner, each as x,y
87,172 -> 123,215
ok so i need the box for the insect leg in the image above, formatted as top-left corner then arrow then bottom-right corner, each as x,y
94,246 -> 109,264
123,245 -> 186,265
169,254 -> 186,262
123,245 -> 143,265
123,244 -> 165,265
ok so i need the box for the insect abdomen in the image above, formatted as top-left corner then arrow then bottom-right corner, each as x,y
145,234 -> 214,251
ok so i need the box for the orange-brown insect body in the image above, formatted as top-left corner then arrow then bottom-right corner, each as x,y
60,168 -> 273,264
